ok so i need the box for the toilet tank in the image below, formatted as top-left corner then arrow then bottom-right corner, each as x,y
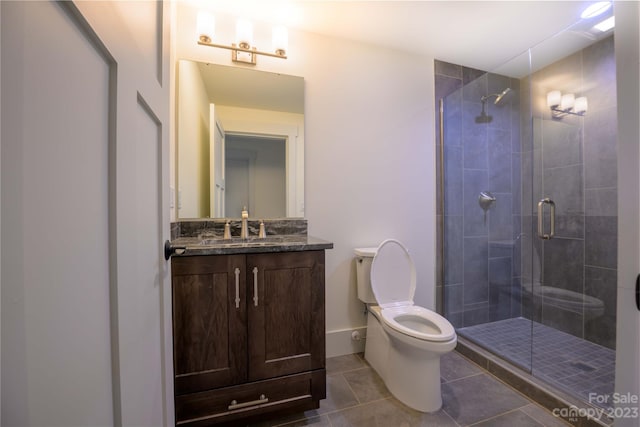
354,247 -> 378,303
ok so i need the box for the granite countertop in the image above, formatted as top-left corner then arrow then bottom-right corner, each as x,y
170,235 -> 333,256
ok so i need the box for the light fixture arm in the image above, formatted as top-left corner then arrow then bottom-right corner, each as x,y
197,39 -> 287,60
550,106 -> 586,117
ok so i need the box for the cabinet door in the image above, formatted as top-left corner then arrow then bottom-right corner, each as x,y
247,251 -> 325,381
172,255 -> 247,394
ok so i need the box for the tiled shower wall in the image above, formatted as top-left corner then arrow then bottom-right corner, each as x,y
435,35 -> 617,350
435,61 -> 522,328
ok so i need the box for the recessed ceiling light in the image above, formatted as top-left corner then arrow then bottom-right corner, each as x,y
593,16 -> 615,32
581,1 -> 612,19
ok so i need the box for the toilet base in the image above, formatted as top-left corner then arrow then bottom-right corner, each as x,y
364,309 -> 455,413
385,336 -> 443,412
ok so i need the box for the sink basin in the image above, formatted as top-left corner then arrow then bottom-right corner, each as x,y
200,236 -> 290,246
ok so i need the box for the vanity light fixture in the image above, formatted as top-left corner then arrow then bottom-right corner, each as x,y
196,12 -> 288,65
547,90 -> 588,118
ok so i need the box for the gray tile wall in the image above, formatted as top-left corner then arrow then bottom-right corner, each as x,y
435,60 -> 522,328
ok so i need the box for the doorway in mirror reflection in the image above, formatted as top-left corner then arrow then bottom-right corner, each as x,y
226,133 -> 286,218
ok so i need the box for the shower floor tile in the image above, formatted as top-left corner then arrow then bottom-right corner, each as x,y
458,317 -> 615,411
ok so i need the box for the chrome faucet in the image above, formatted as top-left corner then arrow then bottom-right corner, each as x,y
240,206 -> 249,239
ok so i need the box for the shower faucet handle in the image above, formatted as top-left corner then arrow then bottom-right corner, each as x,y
479,191 -> 497,225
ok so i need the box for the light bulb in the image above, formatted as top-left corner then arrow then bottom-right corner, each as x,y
196,12 -> 215,43
236,19 -> 253,48
272,26 -> 288,56
560,93 -> 575,111
574,97 -> 588,114
547,90 -> 561,108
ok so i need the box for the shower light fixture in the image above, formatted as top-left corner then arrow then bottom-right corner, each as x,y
196,12 -> 288,65
547,90 -> 588,118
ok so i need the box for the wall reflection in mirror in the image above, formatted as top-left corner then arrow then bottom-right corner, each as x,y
177,60 -> 304,219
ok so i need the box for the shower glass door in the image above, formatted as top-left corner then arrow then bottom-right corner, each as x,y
527,28 -> 617,409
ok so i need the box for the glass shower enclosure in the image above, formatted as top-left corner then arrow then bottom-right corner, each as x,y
438,16 -> 617,412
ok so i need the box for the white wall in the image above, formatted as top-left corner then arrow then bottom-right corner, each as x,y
173,4 -> 436,355
0,1 -> 3,418
177,59 -> 210,218
613,2 -> 640,423
304,34 -> 435,355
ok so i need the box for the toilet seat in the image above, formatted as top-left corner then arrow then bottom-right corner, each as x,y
381,306 -> 456,342
370,239 -> 416,309
371,239 -> 455,342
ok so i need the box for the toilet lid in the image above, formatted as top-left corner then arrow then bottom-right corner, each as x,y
370,239 -> 416,308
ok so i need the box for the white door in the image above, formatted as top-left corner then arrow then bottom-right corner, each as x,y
210,105 -> 226,217
614,2 -> 640,424
1,1 -> 172,426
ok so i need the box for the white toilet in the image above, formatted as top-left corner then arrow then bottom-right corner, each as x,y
354,239 -> 457,412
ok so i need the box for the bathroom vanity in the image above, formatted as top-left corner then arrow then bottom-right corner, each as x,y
169,222 -> 332,426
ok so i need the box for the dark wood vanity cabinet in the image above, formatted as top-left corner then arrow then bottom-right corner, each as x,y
171,250 -> 326,426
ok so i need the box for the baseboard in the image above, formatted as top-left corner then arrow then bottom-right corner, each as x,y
326,327 -> 367,358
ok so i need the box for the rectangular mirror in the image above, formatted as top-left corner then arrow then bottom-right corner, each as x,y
177,60 -> 304,219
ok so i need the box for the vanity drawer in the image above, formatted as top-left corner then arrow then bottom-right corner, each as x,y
176,369 -> 326,426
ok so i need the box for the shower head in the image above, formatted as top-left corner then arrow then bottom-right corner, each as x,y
475,112 -> 492,123
475,101 -> 493,123
481,88 -> 512,106
495,88 -> 512,105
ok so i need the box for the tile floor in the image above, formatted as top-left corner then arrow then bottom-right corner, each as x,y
249,350 -> 570,427
459,317 -> 615,411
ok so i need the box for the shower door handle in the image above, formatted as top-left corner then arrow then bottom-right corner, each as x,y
537,198 -> 556,240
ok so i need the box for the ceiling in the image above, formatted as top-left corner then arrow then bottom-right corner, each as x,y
183,0 -> 614,75
196,62 -> 305,113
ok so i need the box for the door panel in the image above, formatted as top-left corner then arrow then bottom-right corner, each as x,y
1,2 -> 113,425
247,251 -> 325,381
117,98 -> 165,427
172,255 -> 247,394
2,1 -> 172,425
76,1 -> 173,425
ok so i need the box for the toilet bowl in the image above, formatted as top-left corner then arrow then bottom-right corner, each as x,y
355,239 -> 457,412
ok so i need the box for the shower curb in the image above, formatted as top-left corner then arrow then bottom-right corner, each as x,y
456,337 -> 614,427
